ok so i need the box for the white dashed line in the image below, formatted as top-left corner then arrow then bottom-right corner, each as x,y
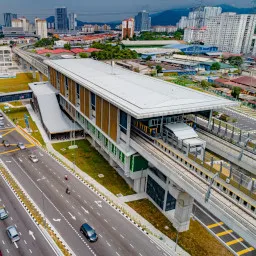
61,195 -> 63,198
99,234 -> 103,238
6,249 -> 9,254
2,240 -> 5,244
97,212 -> 100,216
14,241 -> 18,248
29,249 -> 32,253
84,200 -> 87,204
120,234 -> 124,239
24,240 -> 27,244
116,252 -> 120,256
112,227 -> 116,231
66,200 -> 69,203
78,195 -> 81,198
78,212 -> 81,216
90,206 -> 93,210
157,246 -> 161,251
104,219 -> 108,223
72,205 -> 75,209
130,244 -> 134,248
106,241 -> 111,247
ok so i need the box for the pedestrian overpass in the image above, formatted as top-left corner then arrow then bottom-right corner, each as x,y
0,90 -> 33,103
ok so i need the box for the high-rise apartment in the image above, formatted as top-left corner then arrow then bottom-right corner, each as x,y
122,18 -> 135,39
12,17 -> 30,32
55,7 -> 68,31
204,13 -> 256,54
68,13 -> 77,30
135,10 -> 151,31
3,13 -> 17,27
35,18 -> 48,38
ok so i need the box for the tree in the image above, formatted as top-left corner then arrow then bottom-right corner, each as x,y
228,56 -> 243,67
79,52 -> 88,58
210,62 -> 221,70
201,80 -> 210,89
145,55 -> 152,61
156,65 -> 162,73
64,43 -> 71,50
173,31 -> 183,40
231,86 -> 242,99
46,53 -> 51,58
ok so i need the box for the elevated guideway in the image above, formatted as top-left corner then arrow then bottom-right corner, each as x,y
0,90 -> 32,103
130,132 -> 256,247
13,47 -> 48,77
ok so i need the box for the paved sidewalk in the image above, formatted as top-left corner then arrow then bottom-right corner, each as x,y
26,104 -> 190,256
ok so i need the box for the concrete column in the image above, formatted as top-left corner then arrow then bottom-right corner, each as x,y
126,114 -> 131,151
116,109 -> 121,144
39,72 -> 43,82
109,157 -> 115,167
32,69 -> 36,79
207,110 -> 213,130
173,192 -> 194,232
163,178 -> 170,211
133,176 -> 147,193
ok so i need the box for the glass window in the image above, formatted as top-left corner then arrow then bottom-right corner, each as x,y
120,110 -> 127,134
91,92 -> 95,110
76,83 -> 80,99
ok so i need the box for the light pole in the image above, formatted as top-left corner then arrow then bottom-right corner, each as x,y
205,172 -> 219,203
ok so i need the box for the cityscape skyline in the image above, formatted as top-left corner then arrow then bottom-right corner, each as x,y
0,0 -> 253,24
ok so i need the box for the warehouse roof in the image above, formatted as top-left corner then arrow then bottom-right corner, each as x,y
44,59 -> 237,119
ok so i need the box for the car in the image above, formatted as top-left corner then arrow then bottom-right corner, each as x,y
0,121 -> 4,127
3,140 -> 10,147
29,154 -> 38,163
6,226 -> 20,243
80,223 -> 98,242
0,113 -> 4,120
17,142 -> 26,150
0,207 -> 8,220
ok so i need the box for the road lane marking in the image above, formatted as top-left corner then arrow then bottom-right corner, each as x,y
99,234 -> 102,238
29,230 -> 35,240
18,158 -> 23,162
68,212 -> 76,220
72,205 -> 75,209
61,194 -> 63,198
81,206 -> 89,214
226,238 -> 243,246
120,234 -> 124,239
78,212 -> 81,216
66,200 -> 69,203
90,206 -> 93,210
112,227 -> 116,231
237,247 -> 255,255
130,244 -> 134,248
104,219 -> 108,223
14,241 -> 18,248
106,241 -> 111,247
84,200 -> 87,204
97,212 -> 100,216
207,222 -> 223,229
6,249 -> 9,253
116,252 -> 120,256
78,195 -> 81,198
29,249 -> 32,253
2,240 -> 5,244
139,253 -> 143,256
19,232 -> 22,235
53,218 -> 61,222
1,128 -> 15,137
24,240 -> 27,244
0,148 -> 21,155
216,230 -> 233,237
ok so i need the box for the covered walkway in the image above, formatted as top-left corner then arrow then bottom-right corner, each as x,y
29,82 -> 82,139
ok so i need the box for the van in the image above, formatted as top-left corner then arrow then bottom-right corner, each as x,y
6,226 -> 20,243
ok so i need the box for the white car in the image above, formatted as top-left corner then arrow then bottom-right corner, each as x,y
0,114 -> 4,121
17,142 -> 26,150
29,155 -> 38,163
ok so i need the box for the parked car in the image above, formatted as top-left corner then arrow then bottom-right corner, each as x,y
6,226 -> 20,243
0,207 -> 8,220
29,154 -> 38,163
0,113 -> 4,120
80,223 -> 98,242
3,140 -> 10,147
0,121 -> 4,127
17,142 -> 26,150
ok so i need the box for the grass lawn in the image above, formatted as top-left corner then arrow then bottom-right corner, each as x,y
0,105 -> 45,145
52,140 -> 134,196
0,73 -> 36,93
128,199 -> 232,256
9,101 -> 23,107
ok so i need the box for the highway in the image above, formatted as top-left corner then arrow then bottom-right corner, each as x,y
0,114 -> 170,256
0,163 -> 57,256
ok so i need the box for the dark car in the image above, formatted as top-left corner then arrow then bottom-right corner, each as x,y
3,140 -> 10,147
80,223 -> 98,242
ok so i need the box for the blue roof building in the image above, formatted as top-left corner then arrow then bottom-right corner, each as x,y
163,44 -> 219,55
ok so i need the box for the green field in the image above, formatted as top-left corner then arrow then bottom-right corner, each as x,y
0,73 -> 36,93
0,105 -> 45,145
52,140 -> 134,196
128,199 -> 232,256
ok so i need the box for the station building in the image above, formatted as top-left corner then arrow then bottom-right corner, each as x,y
35,59 -> 234,231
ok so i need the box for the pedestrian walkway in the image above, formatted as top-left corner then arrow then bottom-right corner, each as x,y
119,192 -> 148,203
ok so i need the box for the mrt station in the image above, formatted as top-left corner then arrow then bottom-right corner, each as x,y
29,59 -> 235,232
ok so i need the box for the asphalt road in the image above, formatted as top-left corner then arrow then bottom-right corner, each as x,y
0,165 -> 57,256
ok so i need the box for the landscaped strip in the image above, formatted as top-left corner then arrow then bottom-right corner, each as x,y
127,199 -> 233,256
52,140 -> 134,196
0,162 -> 70,256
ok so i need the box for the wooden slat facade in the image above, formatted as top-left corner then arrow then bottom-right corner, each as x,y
68,78 -> 72,102
60,74 -> 65,96
102,99 -> 109,134
84,88 -> 90,117
109,104 -> 118,141
71,80 -> 76,105
80,87 -> 85,115
96,96 -> 102,128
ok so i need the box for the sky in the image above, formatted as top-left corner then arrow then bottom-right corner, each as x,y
0,0 -> 252,23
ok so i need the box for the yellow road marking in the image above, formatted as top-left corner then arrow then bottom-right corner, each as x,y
0,128 -> 15,133
207,222 -> 223,229
15,128 -> 35,145
237,247 -> 255,255
216,230 -> 233,237
1,128 -> 16,137
0,144 -> 34,155
226,238 -> 243,246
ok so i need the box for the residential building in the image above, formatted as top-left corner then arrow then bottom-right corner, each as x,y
0,46 -> 12,69
82,25 -> 95,33
115,24 -> 122,30
135,10 -> 151,31
122,18 -> 135,39
204,13 -> 256,54
11,17 -> 30,32
177,6 -> 222,29
68,13 -> 77,30
3,13 -> 17,27
35,18 -> 48,39
152,26 -> 177,33
184,27 -> 206,43
55,7 -> 68,31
